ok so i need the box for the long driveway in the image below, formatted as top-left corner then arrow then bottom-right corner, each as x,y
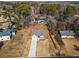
28,35 -> 38,57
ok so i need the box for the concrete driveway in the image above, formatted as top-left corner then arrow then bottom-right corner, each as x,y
28,35 -> 38,57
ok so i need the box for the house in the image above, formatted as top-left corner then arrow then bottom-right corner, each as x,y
30,14 -> 47,24
0,29 -> 15,41
59,30 -> 75,39
32,29 -> 45,40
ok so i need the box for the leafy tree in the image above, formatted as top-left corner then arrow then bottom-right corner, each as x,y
12,16 -> 20,31
4,2 -> 33,29
47,20 -> 57,35
39,4 -> 61,15
14,2 -> 32,16
64,5 -> 77,17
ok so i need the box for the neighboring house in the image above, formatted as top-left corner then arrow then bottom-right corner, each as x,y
32,29 -> 45,40
59,30 -> 75,39
4,5 -> 13,9
30,13 -> 47,24
0,29 -> 15,41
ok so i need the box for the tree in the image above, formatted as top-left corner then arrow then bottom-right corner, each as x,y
39,4 -> 61,15
12,16 -> 20,31
47,20 -> 57,35
64,5 -> 77,17
14,2 -> 32,16
4,2 -> 33,29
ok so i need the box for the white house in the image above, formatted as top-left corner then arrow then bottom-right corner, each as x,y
0,29 -> 15,41
32,29 -> 45,40
60,30 -> 75,39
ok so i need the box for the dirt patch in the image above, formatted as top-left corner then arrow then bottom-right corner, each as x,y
62,38 -> 79,56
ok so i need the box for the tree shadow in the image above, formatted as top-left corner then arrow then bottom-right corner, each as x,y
74,45 -> 79,51
0,42 -> 4,49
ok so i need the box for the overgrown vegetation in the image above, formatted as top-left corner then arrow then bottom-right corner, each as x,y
64,5 -> 77,17
2,2 -> 33,30
39,4 -> 61,15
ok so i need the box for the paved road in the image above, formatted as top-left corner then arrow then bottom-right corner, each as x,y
28,35 -> 38,57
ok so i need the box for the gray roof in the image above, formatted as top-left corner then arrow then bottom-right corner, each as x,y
0,29 -> 12,36
60,30 -> 75,36
32,29 -> 44,37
